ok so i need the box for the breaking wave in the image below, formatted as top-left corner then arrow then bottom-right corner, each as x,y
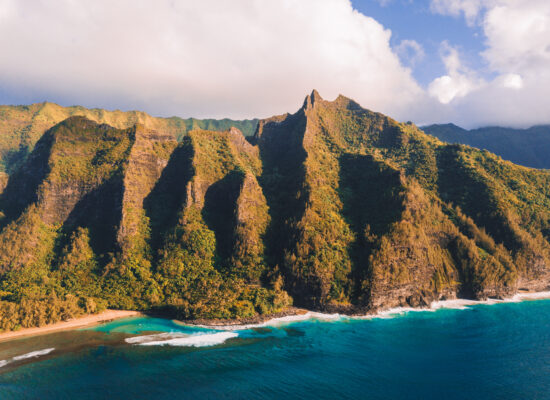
126,331 -> 238,347
192,291 -> 550,330
0,348 -> 55,368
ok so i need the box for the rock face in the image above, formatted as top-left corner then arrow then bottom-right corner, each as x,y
1,91 -> 550,327
0,101 -> 258,175
117,124 -> 177,257
254,90 -> 550,310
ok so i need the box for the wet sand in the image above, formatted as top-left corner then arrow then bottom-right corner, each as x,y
0,310 -> 143,343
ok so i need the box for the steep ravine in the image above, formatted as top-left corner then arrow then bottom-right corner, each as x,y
1,92 -> 550,331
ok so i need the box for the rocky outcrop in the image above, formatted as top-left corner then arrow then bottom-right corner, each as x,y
0,101 -> 258,176
117,124 -> 177,255
1,92 -> 550,320
231,172 -> 270,283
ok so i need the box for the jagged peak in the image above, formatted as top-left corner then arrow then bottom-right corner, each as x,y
39,100 -> 58,107
301,91 -> 368,114
302,89 -> 324,110
310,89 -> 322,102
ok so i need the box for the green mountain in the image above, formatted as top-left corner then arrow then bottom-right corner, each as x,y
0,101 -> 258,181
1,91 -> 550,330
423,123 -> 550,169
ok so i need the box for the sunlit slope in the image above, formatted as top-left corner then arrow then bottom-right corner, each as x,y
0,101 -> 258,174
1,91 -> 550,330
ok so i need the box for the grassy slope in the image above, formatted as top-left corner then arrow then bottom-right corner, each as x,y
0,102 -> 258,174
1,92 -> 550,330
255,91 -> 550,310
423,123 -> 550,169
0,118 -> 287,330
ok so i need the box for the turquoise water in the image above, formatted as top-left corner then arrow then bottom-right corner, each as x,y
2,300 -> 550,399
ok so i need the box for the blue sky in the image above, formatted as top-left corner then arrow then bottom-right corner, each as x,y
0,0 -> 549,128
352,0 -> 486,85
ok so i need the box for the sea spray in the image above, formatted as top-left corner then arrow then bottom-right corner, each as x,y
125,332 -> 238,347
5,299 -> 550,399
189,291 -> 550,331
0,348 -> 55,369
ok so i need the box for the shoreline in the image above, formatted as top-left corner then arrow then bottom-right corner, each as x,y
177,306 -> 311,329
183,290 -> 550,330
0,310 -> 143,343
2,290 -> 550,343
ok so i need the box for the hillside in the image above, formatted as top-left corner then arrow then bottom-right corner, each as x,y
0,101 -> 258,176
423,123 -> 550,169
1,91 -> 550,330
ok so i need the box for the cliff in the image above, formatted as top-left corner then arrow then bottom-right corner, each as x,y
1,91 -> 550,329
0,101 -> 258,174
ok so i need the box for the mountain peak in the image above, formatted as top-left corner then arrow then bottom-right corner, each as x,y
302,89 -> 324,110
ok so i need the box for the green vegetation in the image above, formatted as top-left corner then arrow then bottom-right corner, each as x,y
0,117 -> 287,330
0,101 -> 258,175
423,123 -> 550,169
1,92 -> 550,331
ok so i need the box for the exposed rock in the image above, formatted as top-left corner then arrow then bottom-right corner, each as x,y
116,124 -> 177,255
1,92 -> 550,320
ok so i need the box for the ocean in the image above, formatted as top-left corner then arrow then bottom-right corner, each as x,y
1,298 -> 550,399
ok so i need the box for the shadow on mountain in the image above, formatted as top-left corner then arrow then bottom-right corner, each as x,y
58,173 -> 125,266
144,140 -> 194,256
202,169 -> 244,269
338,153 -> 405,300
0,131 -> 54,228
255,111 -> 309,285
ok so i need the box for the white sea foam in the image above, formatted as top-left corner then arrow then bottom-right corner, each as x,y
511,291 -> 550,301
430,299 -> 480,310
178,291 -> 550,331
0,348 -> 56,368
126,331 -> 238,347
125,332 -> 181,344
430,292 -> 550,310
260,311 -> 342,326
193,311 -> 344,331
12,348 -> 55,361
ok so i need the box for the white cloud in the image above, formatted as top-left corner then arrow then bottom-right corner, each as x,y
395,39 -> 425,67
483,0 -> 550,75
0,0 -> 421,120
496,73 -> 523,90
1,0 -> 549,129
430,0 -> 485,26
428,42 -> 481,104
425,0 -> 550,128
0,0 -> 15,21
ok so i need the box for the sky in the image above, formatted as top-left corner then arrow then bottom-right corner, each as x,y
0,0 -> 549,128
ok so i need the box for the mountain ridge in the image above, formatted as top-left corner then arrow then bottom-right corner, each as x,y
1,91 -> 550,330
423,123 -> 550,169
0,101 -> 258,176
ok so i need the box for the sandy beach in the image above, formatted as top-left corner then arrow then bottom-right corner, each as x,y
0,310 -> 143,343
2,290 -> 550,343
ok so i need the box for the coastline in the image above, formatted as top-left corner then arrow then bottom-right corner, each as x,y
0,310 -> 143,343
183,290 -> 550,330
178,306 -> 311,329
2,290 -> 550,343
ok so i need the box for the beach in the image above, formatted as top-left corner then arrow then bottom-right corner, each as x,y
0,310 -> 143,343
2,290 -> 550,343
5,293 -> 550,399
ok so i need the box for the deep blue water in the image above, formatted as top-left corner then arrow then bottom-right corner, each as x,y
2,300 -> 550,399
